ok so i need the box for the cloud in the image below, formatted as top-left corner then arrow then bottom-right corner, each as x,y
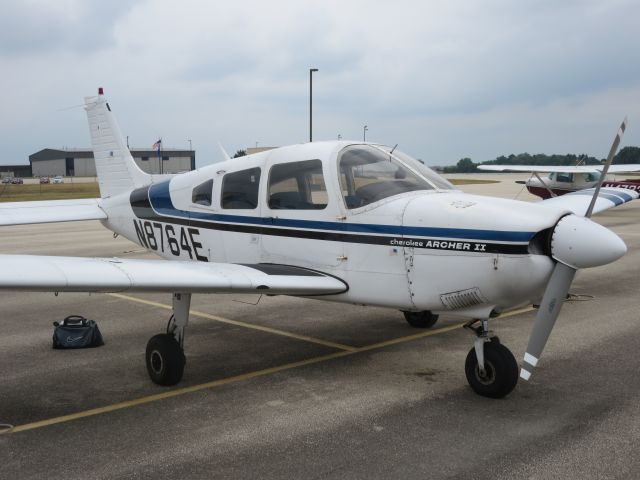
0,0 -> 639,167
0,0 -> 139,56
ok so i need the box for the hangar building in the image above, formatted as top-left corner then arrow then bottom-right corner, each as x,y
29,148 -> 195,177
0,164 -> 32,178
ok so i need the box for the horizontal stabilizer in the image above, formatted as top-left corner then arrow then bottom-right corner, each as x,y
0,198 -> 106,226
0,255 -> 348,295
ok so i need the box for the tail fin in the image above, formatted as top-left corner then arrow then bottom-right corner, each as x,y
84,89 -> 150,198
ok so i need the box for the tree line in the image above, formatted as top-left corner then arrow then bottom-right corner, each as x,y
442,146 -> 640,173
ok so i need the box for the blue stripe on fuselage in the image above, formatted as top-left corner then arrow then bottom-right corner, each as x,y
147,181 -> 535,243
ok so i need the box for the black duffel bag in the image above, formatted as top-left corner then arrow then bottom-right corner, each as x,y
52,315 -> 104,349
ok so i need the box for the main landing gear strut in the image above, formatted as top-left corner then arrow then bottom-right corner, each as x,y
463,318 -> 519,398
142,299 -> 519,397
145,293 -> 190,386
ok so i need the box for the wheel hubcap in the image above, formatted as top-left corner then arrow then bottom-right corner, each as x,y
150,350 -> 164,375
475,360 -> 496,385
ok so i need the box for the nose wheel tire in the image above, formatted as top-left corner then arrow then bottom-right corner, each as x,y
146,334 -> 185,386
402,310 -> 439,328
465,341 -> 518,398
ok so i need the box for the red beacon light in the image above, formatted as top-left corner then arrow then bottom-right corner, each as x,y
98,87 -> 104,95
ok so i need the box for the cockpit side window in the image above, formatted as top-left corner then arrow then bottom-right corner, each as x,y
338,145 -> 436,209
192,179 -> 213,206
221,167 -> 261,209
268,159 -> 327,210
585,172 -> 601,182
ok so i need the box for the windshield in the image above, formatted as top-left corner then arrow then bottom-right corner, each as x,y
338,145 -> 450,208
379,146 -> 455,190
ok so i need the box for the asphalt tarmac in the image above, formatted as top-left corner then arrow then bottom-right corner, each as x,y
1,175 -> 639,479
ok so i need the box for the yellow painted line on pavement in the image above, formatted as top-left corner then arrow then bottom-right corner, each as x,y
11,349 -> 353,434
107,292 -> 358,352
10,304 -> 535,434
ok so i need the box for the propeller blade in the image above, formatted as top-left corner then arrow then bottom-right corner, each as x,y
585,116 -> 628,218
520,262 -> 576,381
521,214 -> 626,381
522,117 -> 630,382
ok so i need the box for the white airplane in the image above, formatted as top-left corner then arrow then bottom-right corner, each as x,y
478,162 -> 640,199
0,91 -> 636,398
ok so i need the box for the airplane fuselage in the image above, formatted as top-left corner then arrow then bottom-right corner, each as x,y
100,142 -> 559,318
526,172 -> 640,199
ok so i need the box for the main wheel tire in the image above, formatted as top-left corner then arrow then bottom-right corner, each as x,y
146,334 -> 185,386
402,310 -> 439,329
465,341 -> 518,398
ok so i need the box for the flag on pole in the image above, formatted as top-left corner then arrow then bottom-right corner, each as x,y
152,139 -> 162,157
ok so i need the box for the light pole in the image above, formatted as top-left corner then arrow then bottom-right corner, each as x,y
188,139 -> 192,151
363,125 -> 368,142
309,68 -> 318,142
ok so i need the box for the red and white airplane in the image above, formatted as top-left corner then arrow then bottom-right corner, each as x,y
0,91 -> 636,398
478,163 -> 640,199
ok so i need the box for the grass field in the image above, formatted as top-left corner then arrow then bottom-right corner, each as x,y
0,183 -> 100,202
0,177 -> 499,203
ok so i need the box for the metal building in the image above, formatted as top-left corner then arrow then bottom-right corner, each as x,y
29,148 -> 195,177
0,164 -> 32,178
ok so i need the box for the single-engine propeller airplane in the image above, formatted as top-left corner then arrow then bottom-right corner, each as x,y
478,163 -> 640,199
0,90 -> 636,398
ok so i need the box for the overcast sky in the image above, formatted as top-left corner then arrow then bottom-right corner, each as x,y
1,0 -> 639,168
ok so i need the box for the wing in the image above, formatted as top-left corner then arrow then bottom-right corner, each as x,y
478,165 -> 602,173
606,164 -> 640,173
478,164 -> 640,173
540,187 -> 638,216
0,255 -> 348,295
0,198 -> 106,226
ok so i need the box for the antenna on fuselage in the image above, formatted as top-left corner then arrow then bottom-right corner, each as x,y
217,142 -> 232,162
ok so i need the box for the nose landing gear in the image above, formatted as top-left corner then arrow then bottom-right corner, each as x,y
402,310 -> 439,328
463,318 -> 518,398
145,293 -> 191,386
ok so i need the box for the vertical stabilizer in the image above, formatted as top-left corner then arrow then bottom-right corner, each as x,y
84,89 -> 150,198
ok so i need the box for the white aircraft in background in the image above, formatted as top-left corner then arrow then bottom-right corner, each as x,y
0,91 -> 636,398
478,162 -> 640,199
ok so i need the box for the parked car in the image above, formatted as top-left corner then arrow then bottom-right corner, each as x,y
1,177 -> 11,184
52,176 -> 64,184
11,178 -> 23,184
39,177 -> 50,184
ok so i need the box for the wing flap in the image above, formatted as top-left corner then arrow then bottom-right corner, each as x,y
0,198 -> 106,226
540,187 -> 638,216
0,255 -> 348,295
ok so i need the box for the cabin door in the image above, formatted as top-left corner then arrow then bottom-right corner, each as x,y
260,158 -> 345,268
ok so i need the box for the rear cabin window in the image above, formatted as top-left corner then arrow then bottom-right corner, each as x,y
554,172 -> 573,183
192,179 -> 213,206
268,160 -> 328,210
221,167 -> 261,209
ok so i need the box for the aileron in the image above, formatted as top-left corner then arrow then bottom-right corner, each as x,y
0,255 -> 348,295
